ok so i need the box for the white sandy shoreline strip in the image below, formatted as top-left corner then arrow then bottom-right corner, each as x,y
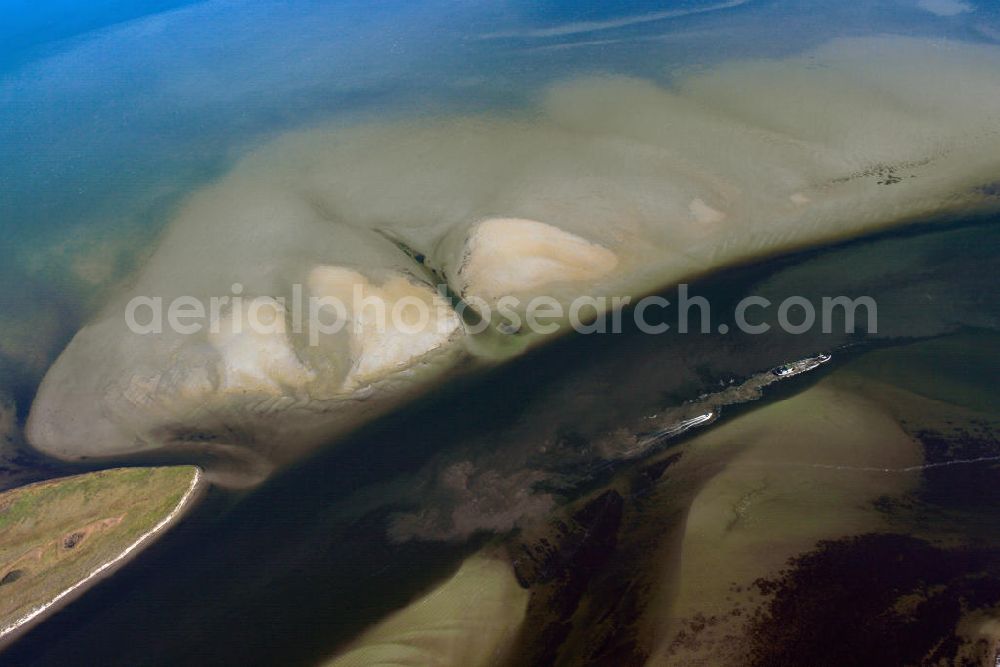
0,466 -> 205,642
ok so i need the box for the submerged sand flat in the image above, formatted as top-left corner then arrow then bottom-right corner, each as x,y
26,36 -> 1000,483
335,370 -> 932,666
491,335 -> 1000,665
323,554 -> 528,667
644,377 -> 924,665
0,466 -> 201,643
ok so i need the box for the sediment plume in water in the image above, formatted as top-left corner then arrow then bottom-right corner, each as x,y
25,35 -> 1000,484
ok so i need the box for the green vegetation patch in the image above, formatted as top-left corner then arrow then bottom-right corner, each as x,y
0,466 -> 198,634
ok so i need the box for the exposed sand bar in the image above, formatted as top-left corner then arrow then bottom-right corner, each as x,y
0,467 -> 204,646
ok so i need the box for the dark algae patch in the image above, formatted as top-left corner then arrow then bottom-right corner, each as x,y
745,533 -> 1000,667
913,422 -> 1000,512
510,490 -> 628,666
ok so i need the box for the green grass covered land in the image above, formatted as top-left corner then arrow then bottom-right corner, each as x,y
0,466 -> 199,635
